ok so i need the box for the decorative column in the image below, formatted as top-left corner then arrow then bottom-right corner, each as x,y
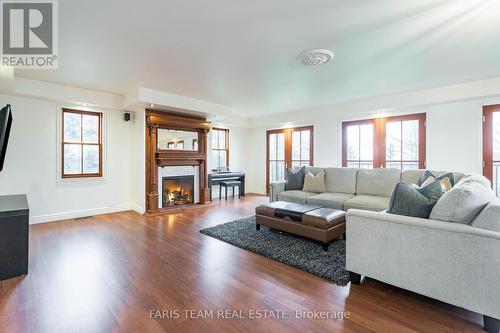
146,121 -> 159,213
199,128 -> 210,203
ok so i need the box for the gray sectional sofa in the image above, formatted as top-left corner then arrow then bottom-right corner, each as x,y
269,167 -> 464,211
270,167 -> 500,332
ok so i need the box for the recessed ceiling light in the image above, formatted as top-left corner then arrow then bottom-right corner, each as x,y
298,49 -> 334,66
81,102 -> 89,106
149,104 -> 155,107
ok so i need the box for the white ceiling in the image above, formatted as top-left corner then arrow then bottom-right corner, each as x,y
17,0 -> 500,117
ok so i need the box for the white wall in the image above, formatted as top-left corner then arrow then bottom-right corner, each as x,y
208,125 -> 250,173
245,97 -> 500,195
0,94 -> 138,223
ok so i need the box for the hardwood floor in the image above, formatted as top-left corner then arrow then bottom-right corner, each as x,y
0,195 -> 485,332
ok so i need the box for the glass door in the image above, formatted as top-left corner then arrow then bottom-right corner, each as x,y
266,126 -> 314,193
385,118 -> 421,170
268,131 -> 286,184
483,105 -> 500,196
343,121 -> 375,169
342,113 -> 426,170
291,127 -> 312,168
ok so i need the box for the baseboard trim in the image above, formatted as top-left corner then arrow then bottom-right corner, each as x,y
132,205 -> 145,214
30,204 -> 139,224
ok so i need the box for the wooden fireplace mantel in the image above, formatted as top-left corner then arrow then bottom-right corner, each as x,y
145,110 -> 212,214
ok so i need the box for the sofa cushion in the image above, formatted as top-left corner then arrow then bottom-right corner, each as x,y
277,190 -> 317,204
324,167 -> 358,194
387,181 -> 443,218
302,170 -> 326,193
285,166 -> 305,191
306,192 -> 355,210
401,170 -> 423,185
430,175 -> 498,224
343,195 -> 390,212
471,203 -> 500,232
356,168 -> 400,196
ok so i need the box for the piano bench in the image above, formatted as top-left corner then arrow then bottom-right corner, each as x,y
220,181 -> 241,200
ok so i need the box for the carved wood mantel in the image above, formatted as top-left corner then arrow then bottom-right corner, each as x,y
145,110 -> 212,214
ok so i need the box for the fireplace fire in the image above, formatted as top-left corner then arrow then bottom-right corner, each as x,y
162,175 -> 194,208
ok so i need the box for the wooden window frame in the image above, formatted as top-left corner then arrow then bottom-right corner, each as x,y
483,104 -> 500,188
61,108 -> 103,178
266,125 -> 314,194
342,113 -> 426,169
211,128 -> 229,172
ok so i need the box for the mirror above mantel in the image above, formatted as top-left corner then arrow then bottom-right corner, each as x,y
157,129 -> 199,151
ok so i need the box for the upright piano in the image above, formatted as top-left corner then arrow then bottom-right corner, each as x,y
208,172 -> 245,201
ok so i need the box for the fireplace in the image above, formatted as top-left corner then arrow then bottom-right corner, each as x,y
162,175 -> 195,208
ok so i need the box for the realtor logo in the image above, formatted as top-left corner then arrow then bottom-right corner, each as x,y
1,0 -> 58,68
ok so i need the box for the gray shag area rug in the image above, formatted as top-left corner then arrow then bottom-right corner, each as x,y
199,215 -> 350,285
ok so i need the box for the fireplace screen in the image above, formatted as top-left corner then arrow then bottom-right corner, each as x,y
162,175 -> 195,207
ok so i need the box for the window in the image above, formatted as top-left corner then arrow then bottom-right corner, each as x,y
61,109 -> 102,178
167,140 -> 184,149
211,128 -> 229,171
483,104 -> 500,196
266,126 -> 314,191
342,113 -> 426,170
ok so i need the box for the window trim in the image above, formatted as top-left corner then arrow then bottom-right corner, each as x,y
342,113 -> 426,169
61,108 -> 103,178
211,128 -> 229,172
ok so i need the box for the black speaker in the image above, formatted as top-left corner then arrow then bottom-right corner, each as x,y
124,112 -> 131,121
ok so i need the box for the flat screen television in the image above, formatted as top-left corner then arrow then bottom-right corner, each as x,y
0,104 -> 12,171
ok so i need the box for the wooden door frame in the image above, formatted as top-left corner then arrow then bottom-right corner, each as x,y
483,104 -> 500,184
383,113 -> 427,169
341,119 -> 380,168
342,113 -> 426,169
266,126 -> 314,194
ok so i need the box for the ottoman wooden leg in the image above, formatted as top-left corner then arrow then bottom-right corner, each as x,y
322,243 -> 329,251
349,272 -> 362,285
256,224 -> 261,231
342,233 -> 346,240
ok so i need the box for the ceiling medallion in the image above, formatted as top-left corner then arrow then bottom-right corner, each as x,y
298,49 -> 334,66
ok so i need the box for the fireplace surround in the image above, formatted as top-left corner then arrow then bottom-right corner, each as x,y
145,110 -> 211,214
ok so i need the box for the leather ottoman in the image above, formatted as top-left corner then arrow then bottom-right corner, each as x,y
255,201 -> 346,251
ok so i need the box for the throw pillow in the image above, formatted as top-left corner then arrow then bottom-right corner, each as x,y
418,170 -> 455,188
440,177 -> 453,192
420,175 -> 435,188
284,166 -> 306,191
388,180 -> 443,218
429,175 -> 498,224
302,170 -> 326,193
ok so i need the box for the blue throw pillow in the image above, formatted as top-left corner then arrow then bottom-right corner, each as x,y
388,180 -> 443,218
418,170 -> 455,187
284,166 -> 306,191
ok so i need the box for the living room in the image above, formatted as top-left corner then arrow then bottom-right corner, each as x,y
0,1 -> 499,332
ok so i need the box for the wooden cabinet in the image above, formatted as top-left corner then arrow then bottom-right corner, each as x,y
0,194 -> 29,281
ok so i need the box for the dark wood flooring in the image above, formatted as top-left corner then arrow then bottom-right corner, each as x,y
0,195 -> 485,332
